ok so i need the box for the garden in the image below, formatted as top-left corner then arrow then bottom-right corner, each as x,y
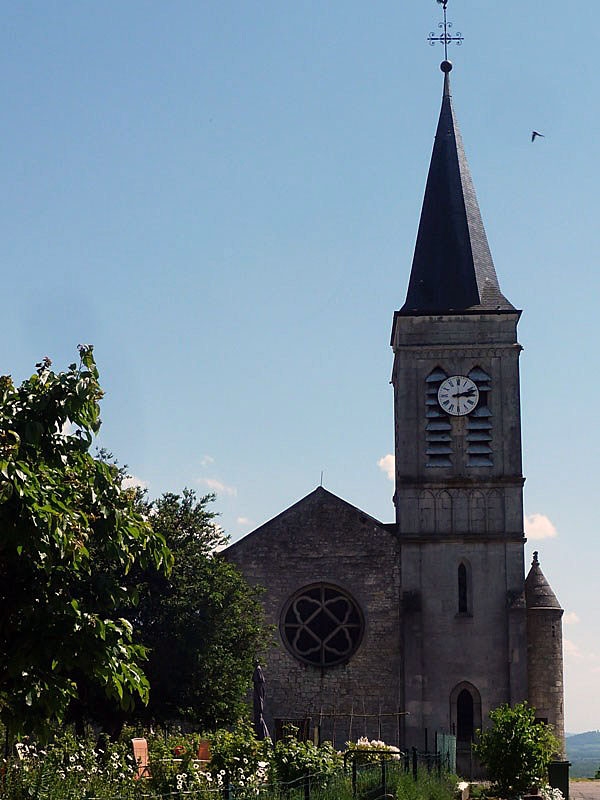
0,723 -> 460,800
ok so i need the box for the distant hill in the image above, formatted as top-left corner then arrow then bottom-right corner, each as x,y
566,731 -> 600,778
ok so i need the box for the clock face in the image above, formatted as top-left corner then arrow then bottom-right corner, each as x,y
437,375 -> 479,416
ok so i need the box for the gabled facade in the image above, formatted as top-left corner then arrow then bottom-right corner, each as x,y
226,62 -> 564,768
226,487 -> 402,745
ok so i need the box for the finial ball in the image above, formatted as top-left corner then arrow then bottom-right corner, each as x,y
440,60 -> 453,73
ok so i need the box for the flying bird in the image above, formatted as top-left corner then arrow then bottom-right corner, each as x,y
531,131 -> 545,142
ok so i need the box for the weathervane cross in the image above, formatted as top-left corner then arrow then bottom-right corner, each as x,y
428,0 -> 464,61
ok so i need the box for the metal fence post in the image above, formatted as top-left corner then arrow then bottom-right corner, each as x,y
381,757 -> 387,797
412,746 -> 418,781
304,774 -> 310,800
352,757 -> 357,798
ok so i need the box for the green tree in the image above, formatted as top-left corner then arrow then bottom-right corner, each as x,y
0,347 -> 172,739
131,489 -> 267,728
475,702 -> 560,797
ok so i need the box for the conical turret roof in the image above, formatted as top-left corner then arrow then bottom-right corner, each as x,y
525,551 -> 562,610
399,63 -> 514,315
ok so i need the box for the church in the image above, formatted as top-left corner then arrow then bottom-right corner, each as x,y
226,56 -> 565,770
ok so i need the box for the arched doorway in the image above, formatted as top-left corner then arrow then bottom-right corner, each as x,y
450,682 -> 482,778
456,688 -> 474,742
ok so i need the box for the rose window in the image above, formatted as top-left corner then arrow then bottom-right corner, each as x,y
281,584 -> 364,667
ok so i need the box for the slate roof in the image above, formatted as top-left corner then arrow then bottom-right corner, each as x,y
525,551 -> 562,610
399,65 -> 515,316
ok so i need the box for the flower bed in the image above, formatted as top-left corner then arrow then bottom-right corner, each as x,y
0,725 -> 460,800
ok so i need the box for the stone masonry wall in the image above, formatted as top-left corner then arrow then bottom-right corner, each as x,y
226,487 -> 402,748
527,608 -> 565,755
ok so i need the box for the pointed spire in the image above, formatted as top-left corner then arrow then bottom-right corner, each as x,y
525,551 -> 562,610
400,62 -> 514,315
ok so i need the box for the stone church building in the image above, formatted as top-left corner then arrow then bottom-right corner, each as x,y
226,61 -> 564,764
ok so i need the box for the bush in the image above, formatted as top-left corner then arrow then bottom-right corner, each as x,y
474,702 -> 560,798
345,736 -> 402,765
270,736 -> 341,790
207,720 -> 270,798
144,730 -> 216,797
1,729 -> 140,800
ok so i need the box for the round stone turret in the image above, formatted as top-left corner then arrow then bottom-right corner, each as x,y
525,551 -> 565,754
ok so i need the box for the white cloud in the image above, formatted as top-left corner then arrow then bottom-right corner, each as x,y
564,639 -> 583,659
524,513 -> 558,540
198,477 -> 237,497
237,516 -> 252,526
200,454 -> 215,467
122,474 -> 148,491
564,611 -> 580,625
378,454 -> 395,481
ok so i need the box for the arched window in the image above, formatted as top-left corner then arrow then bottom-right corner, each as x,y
470,490 -> 486,533
458,564 -> 468,613
419,491 -> 435,532
487,490 -> 504,533
457,560 -> 472,615
437,491 -> 452,533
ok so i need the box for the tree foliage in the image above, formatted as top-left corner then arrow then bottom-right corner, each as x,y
131,489 -> 268,728
0,347 -> 172,737
474,702 -> 560,797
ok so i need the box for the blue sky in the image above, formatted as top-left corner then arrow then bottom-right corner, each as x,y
1,2 -> 597,733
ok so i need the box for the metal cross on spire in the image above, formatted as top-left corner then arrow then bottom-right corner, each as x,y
428,0 -> 464,61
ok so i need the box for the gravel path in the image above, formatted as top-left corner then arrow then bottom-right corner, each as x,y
570,782 -> 600,800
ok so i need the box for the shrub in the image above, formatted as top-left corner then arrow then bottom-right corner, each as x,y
207,720 -> 271,798
345,736 -> 402,765
474,702 -> 560,798
144,730 -> 216,797
270,736 -> 341,790
1,729 -> 140,800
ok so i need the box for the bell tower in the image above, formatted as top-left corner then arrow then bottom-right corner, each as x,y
391,60 -> 524,538
391,59 -> 529,755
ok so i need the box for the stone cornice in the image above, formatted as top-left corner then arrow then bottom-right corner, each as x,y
392,343 -> 522,358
